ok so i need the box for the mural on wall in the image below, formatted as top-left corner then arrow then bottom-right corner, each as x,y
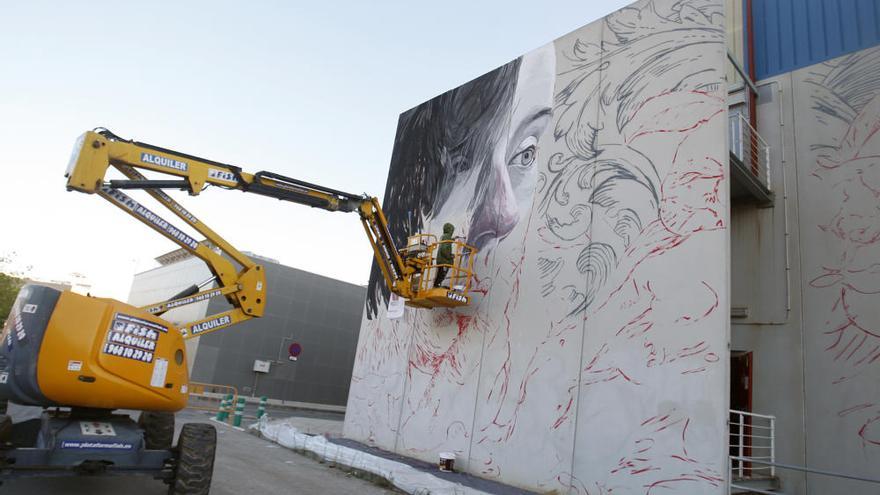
346,1 -> 729,493
805,46 -> 880,450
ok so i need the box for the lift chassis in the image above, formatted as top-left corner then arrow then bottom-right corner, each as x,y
1,409 -> 172,480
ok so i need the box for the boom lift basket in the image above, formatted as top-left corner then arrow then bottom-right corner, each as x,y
402,235 -> 476,309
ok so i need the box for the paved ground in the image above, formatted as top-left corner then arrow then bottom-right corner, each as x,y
1,407 -> 396,494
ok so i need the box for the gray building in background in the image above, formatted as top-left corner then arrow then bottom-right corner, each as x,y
192,262 -> 365,406
129,247 -> 365,408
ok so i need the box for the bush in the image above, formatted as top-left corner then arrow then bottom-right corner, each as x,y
0,272 -> 24,323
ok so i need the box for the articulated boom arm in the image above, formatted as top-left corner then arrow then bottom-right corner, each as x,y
65,129 -> 421,338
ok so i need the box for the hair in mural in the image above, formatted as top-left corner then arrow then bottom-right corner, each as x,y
365,60 -> 522,319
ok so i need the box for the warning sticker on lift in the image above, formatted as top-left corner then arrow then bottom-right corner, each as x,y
80,421 -> 117,436
102,313 -> 168,364
150,358 -> 168,388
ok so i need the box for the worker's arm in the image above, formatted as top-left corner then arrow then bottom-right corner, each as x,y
66,129 -> 410,337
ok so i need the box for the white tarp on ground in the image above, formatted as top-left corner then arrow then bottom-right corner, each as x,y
255,417 -> 489,495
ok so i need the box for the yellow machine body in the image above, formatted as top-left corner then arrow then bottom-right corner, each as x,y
40,292 -> 189,411
1,287 -> 189,412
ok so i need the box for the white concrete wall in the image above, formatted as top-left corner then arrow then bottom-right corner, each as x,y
794,47 -> 880,493
345,1 -> 730,492
729,77 -> 809,493
732,45 -> 880,494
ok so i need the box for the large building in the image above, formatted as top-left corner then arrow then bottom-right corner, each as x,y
129,247 -> 365,408
343,0 -> 880,493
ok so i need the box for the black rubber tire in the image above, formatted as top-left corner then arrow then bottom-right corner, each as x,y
0,414 -> 11,443
169,423 -> 216,495
138,411 -> 175,450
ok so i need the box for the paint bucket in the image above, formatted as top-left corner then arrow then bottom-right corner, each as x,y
438,452 -> 455,472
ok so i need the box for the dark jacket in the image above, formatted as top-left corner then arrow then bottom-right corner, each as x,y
436,223 -> 455,266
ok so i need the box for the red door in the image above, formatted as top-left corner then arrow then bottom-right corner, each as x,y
729,351 -> 753,476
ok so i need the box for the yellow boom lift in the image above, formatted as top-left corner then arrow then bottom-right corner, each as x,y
0,128 -> 476,491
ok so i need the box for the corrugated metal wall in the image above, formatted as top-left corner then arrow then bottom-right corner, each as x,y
753,0 -> 880,79
191,260 -> 365,406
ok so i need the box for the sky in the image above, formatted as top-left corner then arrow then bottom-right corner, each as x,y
0,0 -> 633,299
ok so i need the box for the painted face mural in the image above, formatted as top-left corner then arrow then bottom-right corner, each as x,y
366,45 -> 556,317
433,45 -> 556,254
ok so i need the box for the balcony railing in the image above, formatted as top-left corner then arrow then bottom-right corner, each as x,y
729,112 -> 771,191
729,409 -> 776,480
729,409 -> 779,493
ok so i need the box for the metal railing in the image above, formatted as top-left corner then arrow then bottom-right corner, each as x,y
728,409 -> 880,493
729,409 -> 775,480
729,112 -> 771,190
415,239 -> 476,295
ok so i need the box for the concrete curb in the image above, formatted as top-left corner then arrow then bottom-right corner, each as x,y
250,418 -> 493,495
247,424 -> 397,490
